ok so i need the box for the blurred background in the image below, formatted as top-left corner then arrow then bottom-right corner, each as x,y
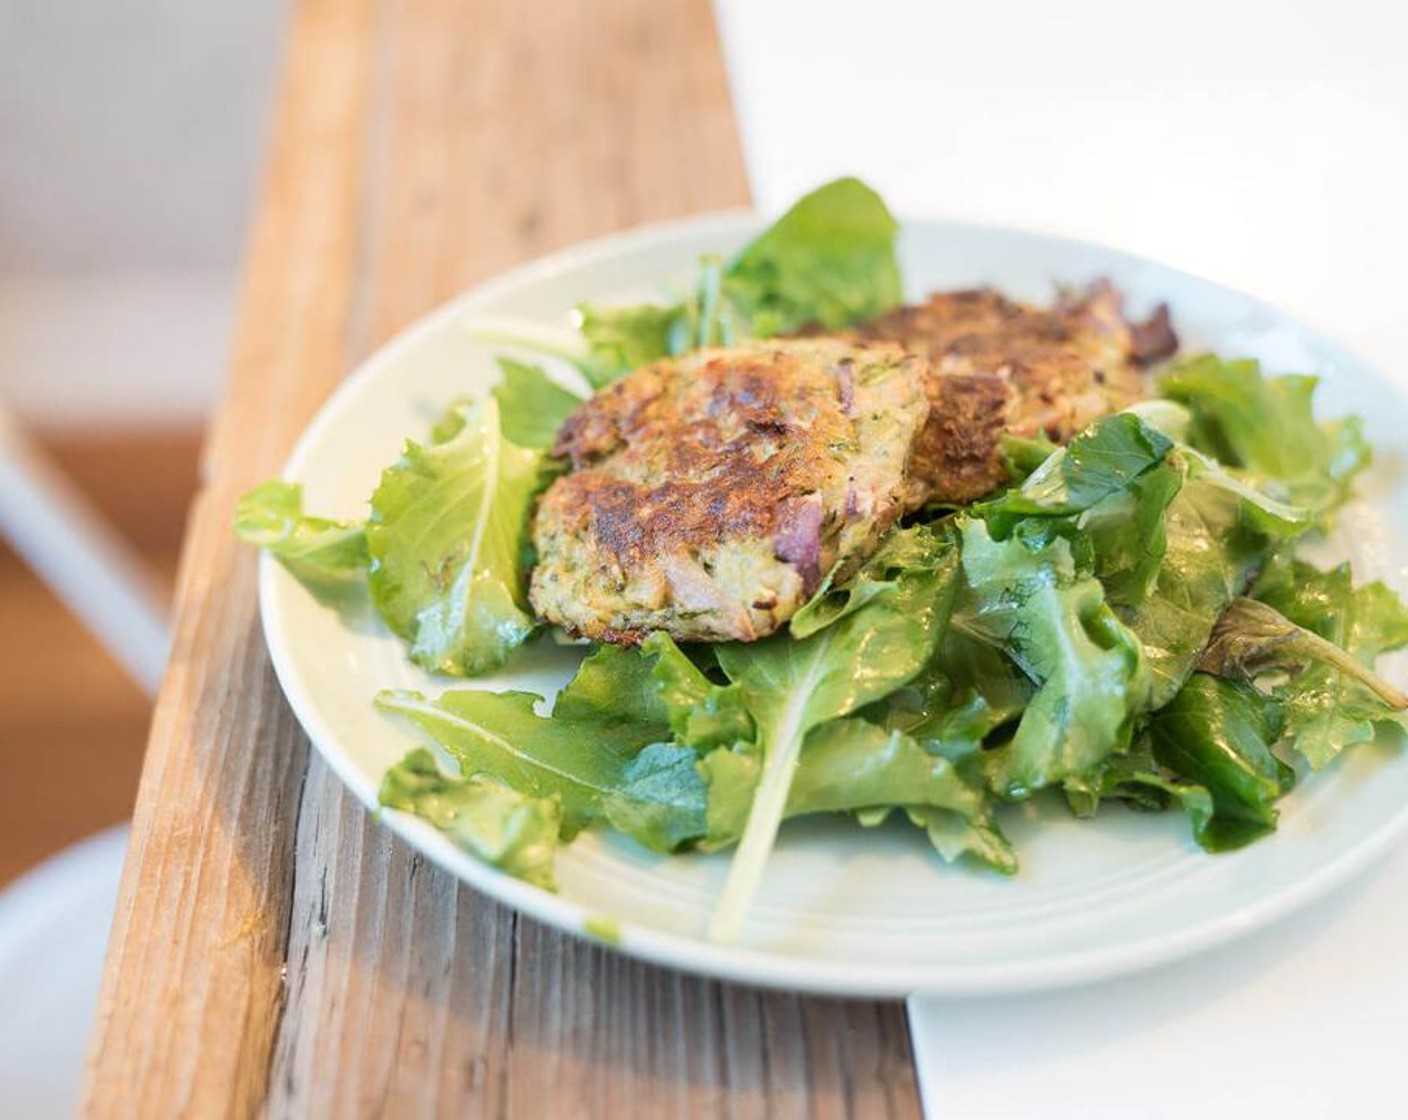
0,1 -> 284,885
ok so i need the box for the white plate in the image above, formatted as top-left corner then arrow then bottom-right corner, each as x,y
0,827 -> 128,1117
260,212 -> 1408,997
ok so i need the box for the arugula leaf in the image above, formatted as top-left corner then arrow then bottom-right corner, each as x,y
379,748 -> 560,889
791,523 -> 957,638
1062,737 -> 1218,849
1146,673 -> 1293,850
1200,597 -> 1408,709
1161,355 -> 1369,517
490,357 -> 582,448
550,634 -> 753,750
973,406 -> 1306,713
640,633 -> 754,750
974,413 -> 1174,535
552,642 -> 671,728
900,804 -> 1016,873
599,742 -> 712,852
234,480 -> 367,588
575,303 -> 692,388
878,628 -> 1035,753
725,176 -> 902,336
376,689 -> 706,851
365,398 -> 543,676
574,178 -> 903,384
1179,447 -> 1314,537
957,519 -> 1149,799
1106,475 -> 1267,707
1249,559 -> 1408,767
707,530 -> 960,941
701,718 -> 1015,873
1081,462 -> 1185,606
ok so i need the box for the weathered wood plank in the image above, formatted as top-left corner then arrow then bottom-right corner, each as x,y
81,0 -> 923,1115
79,1 -> 376,1114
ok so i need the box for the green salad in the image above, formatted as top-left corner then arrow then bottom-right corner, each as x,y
237,179 -> 1408,942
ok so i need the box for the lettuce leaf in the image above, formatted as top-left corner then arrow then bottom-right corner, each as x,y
972,405 -> 1308,712
1161,355 -> 1369,518
957,519 -> 1149,799
791,523 -> 956,638
1080,462 -> 1185,606
379,748 -> 560,889
902,804 -> 1018,875
724,176 -> 902,336
551,642 -> 672,728
974,413 -> 1174,535
376,689 -> 706,852
234,480 -> 367,589
1105,476 -> 1265,707
366,398 -> 544,676
640,634 -> 755,750
1000,431 -> 1060,481
575,303 -> 693,389
1179,447 -> 1314,537
701,718 -> 1014,873
490,357 -> 582,448
551,634 -> 753,750
1066,410 -> 1280,706
886,629 -> 1036,753
1145,672 -> 1294,851
705,525 -> 960,940
1062,736 -> 1216,833
575,178 -> 903,383
1248,559 -> 1408,767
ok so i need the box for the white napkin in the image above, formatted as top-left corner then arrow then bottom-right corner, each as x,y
907,840 -> 1408,1119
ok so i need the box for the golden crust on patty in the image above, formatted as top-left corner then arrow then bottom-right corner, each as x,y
850,282 -> 1172,505
530,339 -> 928,643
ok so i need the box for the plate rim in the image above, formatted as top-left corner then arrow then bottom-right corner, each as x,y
258,207 -> 1408,997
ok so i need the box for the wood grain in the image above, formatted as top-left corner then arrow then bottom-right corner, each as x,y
80,1 -> 923,1115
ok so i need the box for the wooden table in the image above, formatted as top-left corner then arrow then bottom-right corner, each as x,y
79,2 -> 922,1114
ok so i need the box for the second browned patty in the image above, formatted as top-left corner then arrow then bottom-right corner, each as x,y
850,282 -> 1176,505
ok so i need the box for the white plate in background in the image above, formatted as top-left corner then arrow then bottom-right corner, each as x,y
260,213 -> 1408,996
0,827 -> 127,1118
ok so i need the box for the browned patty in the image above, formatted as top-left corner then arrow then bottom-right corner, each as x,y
849,282 -> 1176,505
530,339 -> 929,643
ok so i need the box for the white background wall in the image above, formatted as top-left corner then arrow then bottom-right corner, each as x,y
716,0 -> 1408,385
0,1 -> 285,426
